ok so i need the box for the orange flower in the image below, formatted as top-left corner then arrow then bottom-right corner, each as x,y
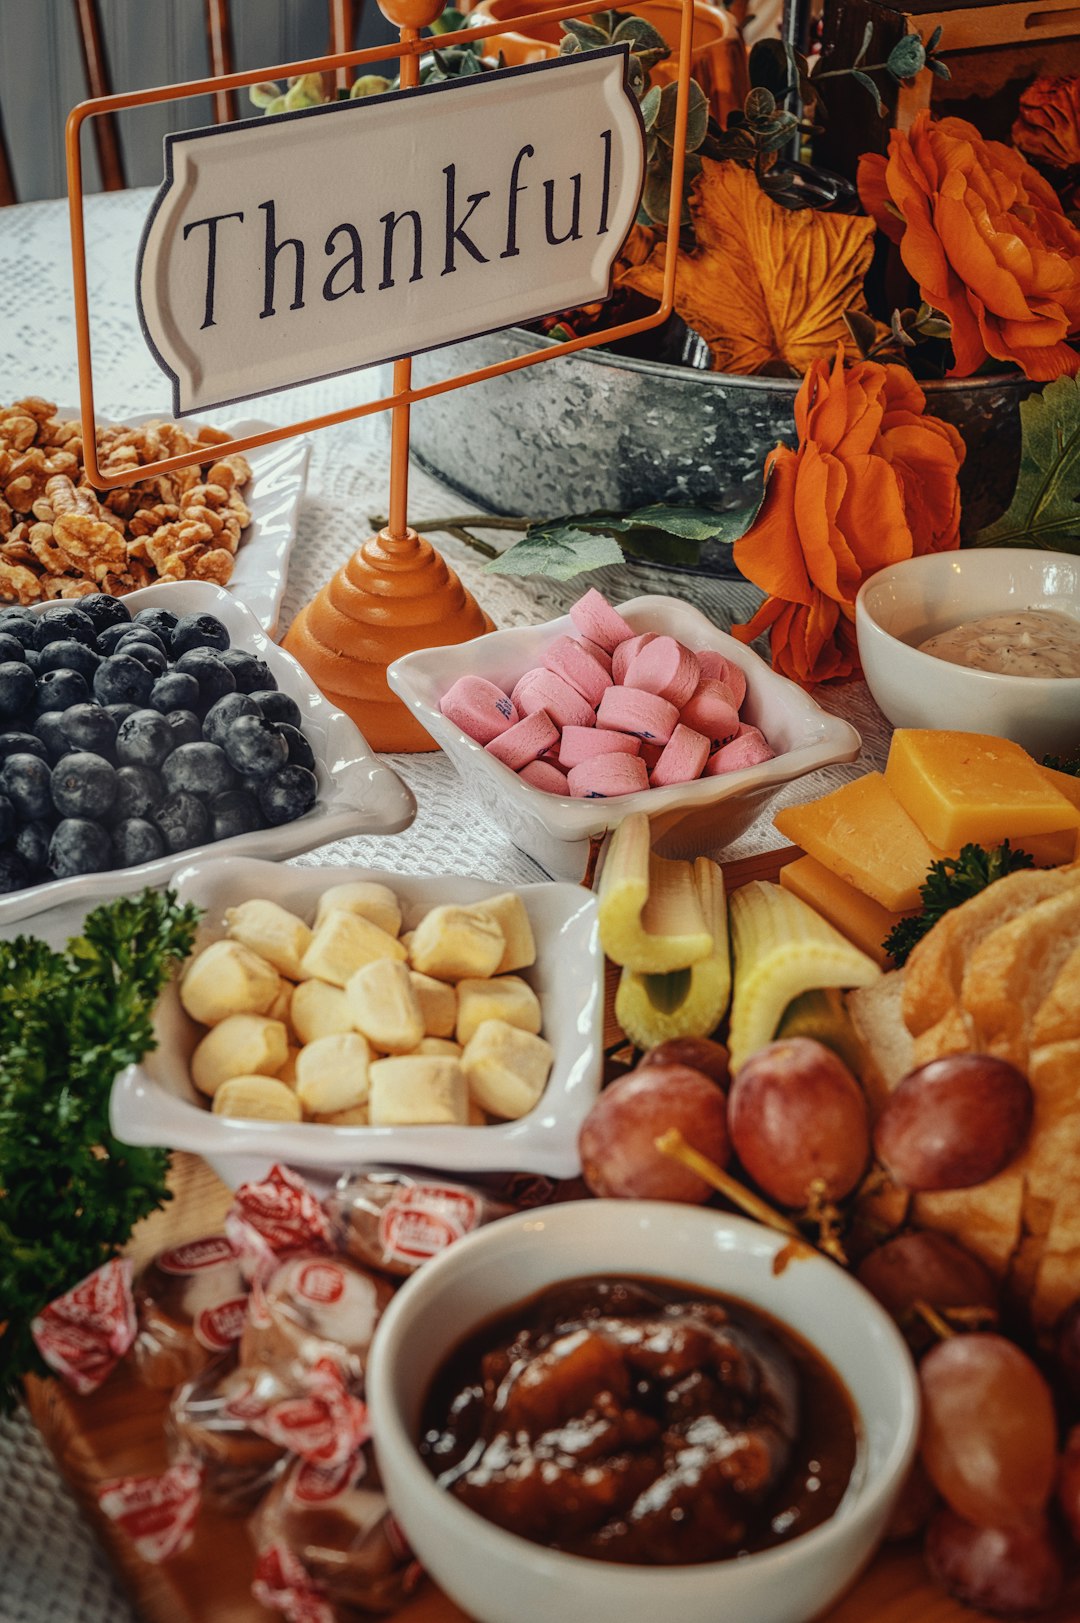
731,349 -> 965,687
1013,75 -> 1080,172
858,112 -> 1080,382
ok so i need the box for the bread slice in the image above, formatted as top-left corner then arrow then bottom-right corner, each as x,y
846,970 -> 913,1116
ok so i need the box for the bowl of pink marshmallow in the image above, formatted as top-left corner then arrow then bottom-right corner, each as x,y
387,591 -> 861,880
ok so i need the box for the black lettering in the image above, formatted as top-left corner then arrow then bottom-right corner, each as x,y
379,209 -> 423,289
442,163 -> 490,275
598,128 -> 612,237
543,173 -> 582,246
259,199 -> 305,319
182,210 -> 244,329
322,222 -> 365,301
501,144 -> 534,261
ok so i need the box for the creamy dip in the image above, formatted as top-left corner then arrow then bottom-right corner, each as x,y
917,610 -> 1080,678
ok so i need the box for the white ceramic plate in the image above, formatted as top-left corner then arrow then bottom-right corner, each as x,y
56,408 -> 309,634
110,856 -> 604,1187
0,581 -> 415,929
388,594 -> 862,879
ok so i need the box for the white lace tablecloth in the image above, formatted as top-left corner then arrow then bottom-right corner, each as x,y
0,188 -> 892,1623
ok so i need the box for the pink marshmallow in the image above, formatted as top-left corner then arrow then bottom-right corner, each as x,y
639,741 -> 664,772
569,588 -> 635,654
696,650 -> 747,709
705,725 -> 776,775
649,724 -> 711,788
567,753 -> 650,799
596,686 -> 679,744
543,635 -> 612,708
518,759 -> 570,795
624,636 -> 700,708
485,709 -> 558,770
575,636 -> 613,674
439,674 -> 518,744
612,632 -> 656,685
511,667 -> 595,731
559,725 -> 641,770
680,680 -> 740,751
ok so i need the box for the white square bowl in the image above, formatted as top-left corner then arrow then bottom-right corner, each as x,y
110,856 -> 603,1187
388,594 -> 861,880
0,580 -> 416,927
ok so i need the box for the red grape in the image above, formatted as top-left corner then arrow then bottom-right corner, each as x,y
1058,1425 -> 1080,1546
727,1038 -> 869,1208
578,1063 -> 729,1203
920,1333 -> 1058,1529
637,1036 -> 730,1089
874,1054 -> 1032,1192
885,1457 -> 938,1542
925,1507 -> 1064,1615
857,1231 -> 998,1349
1054,1299 -> 1080,1402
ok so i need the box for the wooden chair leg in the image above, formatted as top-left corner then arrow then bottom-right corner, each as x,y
71,0 -> 125,190
204,0 -> 240,124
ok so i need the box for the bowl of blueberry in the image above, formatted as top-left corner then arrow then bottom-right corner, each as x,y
0,581 -> 416,924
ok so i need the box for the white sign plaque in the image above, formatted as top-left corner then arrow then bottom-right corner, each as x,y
137,47 -> 645,417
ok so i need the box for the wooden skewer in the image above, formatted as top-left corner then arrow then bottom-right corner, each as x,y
655,1128 -> 811,1250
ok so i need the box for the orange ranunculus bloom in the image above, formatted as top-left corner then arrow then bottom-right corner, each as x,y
1013,75 -> 1080,172
730,349 -> 965,687
857,111 -> 1080,382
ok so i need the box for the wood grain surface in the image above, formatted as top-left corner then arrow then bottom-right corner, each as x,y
22,848 -> 1078,1623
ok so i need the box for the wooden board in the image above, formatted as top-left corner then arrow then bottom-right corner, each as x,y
22,848 -> 1078,1623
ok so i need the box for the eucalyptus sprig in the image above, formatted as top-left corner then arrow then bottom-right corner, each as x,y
844,301 -> 953,362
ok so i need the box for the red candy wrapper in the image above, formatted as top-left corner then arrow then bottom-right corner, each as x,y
326,1169 -> 513,1279
229,1165 -> 332,1262
253,1542 -> 336,1623
31,1256 -> 137,1396
96,1458 -> 203,1563
233,1357 -> 370,1470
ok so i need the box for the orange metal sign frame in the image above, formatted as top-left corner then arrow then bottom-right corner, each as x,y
66,4 -> 694,505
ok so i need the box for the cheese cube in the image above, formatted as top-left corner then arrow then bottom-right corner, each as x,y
409,971 -> 457,1038
180,939 -> 281,1026
224,899 -> 312,980
468,892 -> 536,973
300,908 -> 406,987
295,1033 -> 371,1115
1015,827 -> 1078,865
774,773 -> 944,913
291,978 -> 354,1045
212,1075 -> 302,1122
409,905 -> 504,982
368,1057 -> 468,1125
461,1019 -> 553,1120
346,958 -> 424,1054
314,880 -> 403,939
779,856 -> 912,969
191,1014 -> 289,1096
885,730 -> 1080,851
456,975 -> 542,1046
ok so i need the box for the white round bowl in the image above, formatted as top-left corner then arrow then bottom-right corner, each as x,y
855,549 -> 1080,760
367,1201 -> 919,1623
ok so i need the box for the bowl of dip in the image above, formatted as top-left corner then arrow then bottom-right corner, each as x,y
366,1201 -> 919,1623
855,548 -> 1080,760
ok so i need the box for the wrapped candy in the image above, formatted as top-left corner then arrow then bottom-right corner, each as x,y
132,1234 -> 249,1389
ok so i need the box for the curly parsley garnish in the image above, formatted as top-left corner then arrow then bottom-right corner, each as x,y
883,841 -> 1036,968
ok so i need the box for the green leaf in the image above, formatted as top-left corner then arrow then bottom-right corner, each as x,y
853,19 -> 874,68
639,83 -> 662,131
655,79 -> 709,153
887,32 -> 926,81
928,58 -> 952,80
488,524 -> 625,580
745,86 -> 777,122
851,69 -> 885,115
844,307 -> 878,356
748,37 -> 792,99
430,7 -> 466,33
562,18 -> 610,51
603,502 -> 757,541
971,376 -> 1080,550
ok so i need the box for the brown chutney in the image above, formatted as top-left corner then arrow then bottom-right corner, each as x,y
418,1274 -> 860,1565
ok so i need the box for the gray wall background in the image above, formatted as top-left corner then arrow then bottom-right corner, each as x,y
1,0 -> 397,202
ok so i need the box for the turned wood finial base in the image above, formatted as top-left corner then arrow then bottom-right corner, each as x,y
282,527 -> 493,752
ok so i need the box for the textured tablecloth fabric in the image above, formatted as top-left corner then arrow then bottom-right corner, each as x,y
0,189 -> 894,1623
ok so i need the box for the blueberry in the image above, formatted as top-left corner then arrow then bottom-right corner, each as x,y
79,594 -> 131,637
114,764 -> 164,821
113,817 -> 166,867
115,708 -> 174,769
0,606 -> 34,624
149,671 -> 200,716
105,702 -> 140,728
155,789 -> 210,852
23,649 -> 42,673
1,753 -> 53,820
0,661 -> 36,719
170,611 -> 230,657
161,741 -> 236,799
93,654 -> 154,707
250,690 -> 301,729
257,764 -> 317,826
209,788 -> 263,840
223,713 -> 288,777
0,793 -> 15,844
34,668 -> 90,714
32,712 -> 69,763
0,730 -> 49,763
49,818 -> 112,877
173,649 -> 236,711
131,607 -> 178,648
166,709 -> 202,749
37,638 -> 101,681
96,622 -> 137,657
14,819 -> 52,874
0,850 -> 30,893
0,615 -> 38,649
113,635 -> 167,675
220,649 -> 275,693
116,626 -> 166,656
203,692 -> 257,749
60,703 -> 117,758
0,633 -> 26,664
34,606 -> 96,650
51,752 -> 118,820
274,722 -> 315,771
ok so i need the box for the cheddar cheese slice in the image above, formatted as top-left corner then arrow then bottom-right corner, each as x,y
773,773 -> 943,912
779,854 -> 912,967
885,730 -> 1080,852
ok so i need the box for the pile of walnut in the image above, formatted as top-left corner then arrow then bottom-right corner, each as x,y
179,881 -> 555,1127
0,397 -> 252,603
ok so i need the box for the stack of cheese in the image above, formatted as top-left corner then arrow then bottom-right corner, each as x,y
773,730 -> 1080,967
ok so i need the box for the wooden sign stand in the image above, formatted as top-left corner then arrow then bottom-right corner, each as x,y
65,1 -> 694,750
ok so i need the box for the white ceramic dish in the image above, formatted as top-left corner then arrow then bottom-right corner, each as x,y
367,1201 -> 920,1623
110,856 -> 603,1187
856,548 -> 1080,760
56,408 -> 309,634
0,581 -> 415,928
387,595 -> 861,880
